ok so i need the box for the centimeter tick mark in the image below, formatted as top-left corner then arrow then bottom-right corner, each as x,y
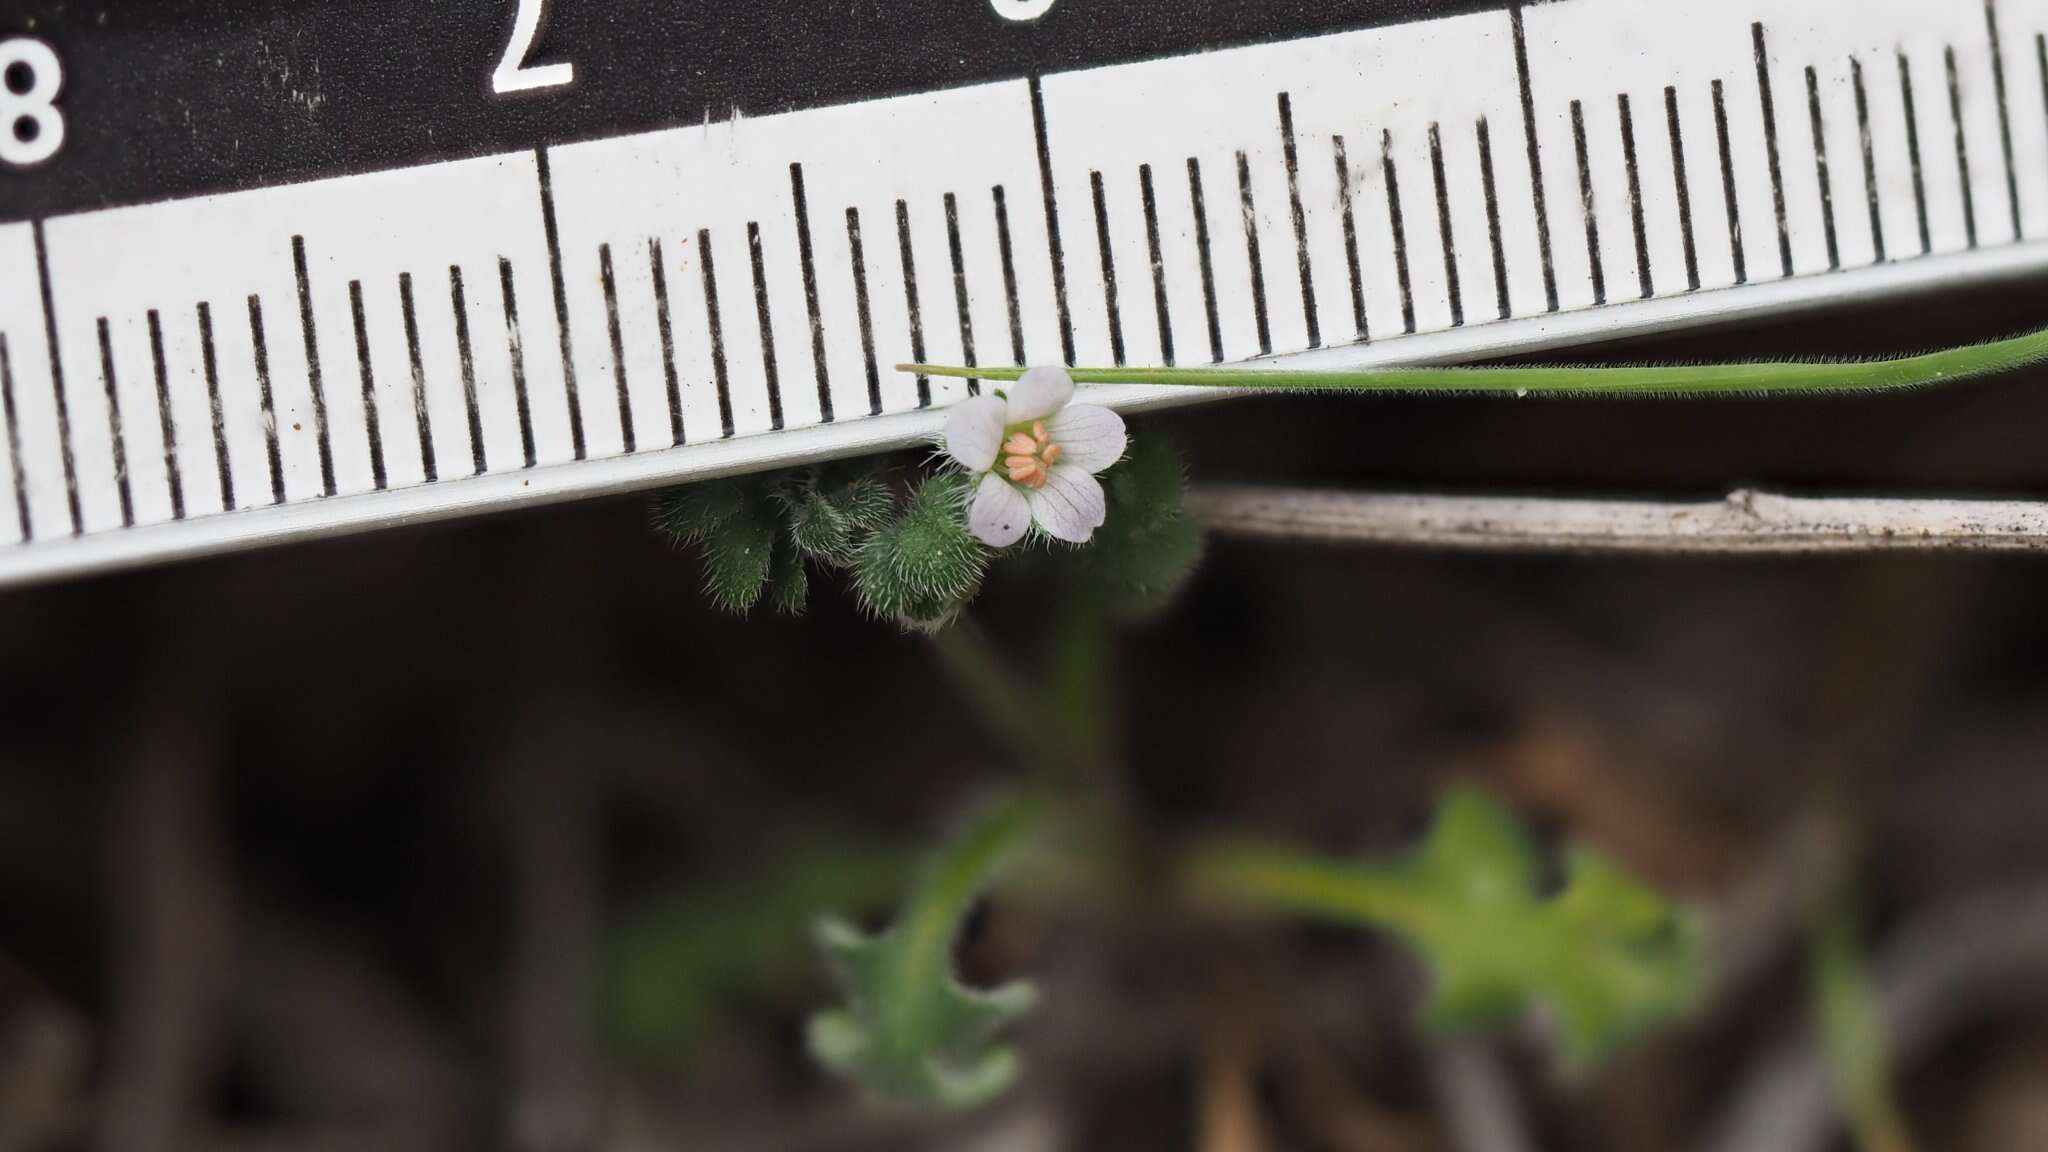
1236,152 -> 1273,356
746,222 -> 785,431
697,229 -> 736,438
789,163 -> 834,423
1713,80 -> 1749,284
94,318 -> 133,527
1986,0 -> 2022,239
197,303 -> 235,509
993,185 -> 1028,365
1381,130 -> 1417,335
0,337 -> 29,539
347,282 -> 388,491
1333,137 -> 1368,340
1752,24 -> 1794,278
290,236 -> 337,497
1853,59 -> 1888,263
1140,164 -> 1176,366
246,295 -> 286,504
599,243 -> 637,453
397,273 -> 437,483
943,192 -> 980,393
1806,66 -> 1842,271
894,201 -> 932,408
1278,93 -> 1319,349
1089,171 -> 1127,366
1946,47 -> 1980,249
1476,119 -> 1511,322
1569,101 -> 1605,306
1187,157 -> 1224,363
535,149 -> 586,460
1428,123 -> 1464,326
499,259 -> 537,466
845,207 -> 882,417
32,221 -> 81,535
1665,87 -> 1702,292
1617,95 -> 1652,300
448,266 -> 487,476
1028,77 -> 1076,365
648,238 -> 685,444
1510,5 -> 1560,312
146,310 -> 185,518
1899,53 -> 1933,256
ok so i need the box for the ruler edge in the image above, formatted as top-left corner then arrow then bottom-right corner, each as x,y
3,239 -> 2045,590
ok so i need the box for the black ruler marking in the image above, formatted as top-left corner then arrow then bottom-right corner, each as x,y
746,222 -> 786,430
1617,95 -> 1652,301
1028,77 -> 1076,366
397,273 -> 438,483
1333,136 -> 1368,340
31,221 -> 81,536
535,149 -> 587,460
599,242 -> 637,453
146,309 -> 186,518
1139,163 -> 1177,366
1853,59 -> 1888,264
894,201 -> 931,408
290,235 -> 337,497
94,318 -> 133,528
1278,93 -> 1320,350
1428,123 -> 1464,326
697,229 -> 736,438
1187,157 -> 1224,363
1569,100 -> 1605,307
1713,80 -> 1749,284
347,281 -> 388,491
1236,151 -> 1274,356
0,337 -> 29,540
943,192 -> 980,392
1510,4 -> 1561,313
1089,171 -> 1127,366
246,294 -> 287,504
1382,129 -> 1417,335
648,238 -> 686,443
1666,86 -> 1702,293
1946,46 -> 1980,249
197,302 -> 236,509
1900,52 -> 1934,256
993,184 -> 1028,365
498,258 -> 537,466
845,207 -> 882,418
1752,23 -> 1794,278
1476,118 -> 1511,322
447,265 -> 487,476
1805,66 -> 1842,272
789,163 -> 834,423
1987,0 -> 2023,239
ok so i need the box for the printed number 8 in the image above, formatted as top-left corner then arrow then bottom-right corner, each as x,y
0,39 -> 62,168
990,0 -> 1057,20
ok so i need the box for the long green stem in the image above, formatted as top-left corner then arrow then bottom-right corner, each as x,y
901,324 -> 2048,396
1182,838 -> 1429,934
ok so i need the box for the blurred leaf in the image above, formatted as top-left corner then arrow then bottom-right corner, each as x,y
1078,436 -> 1204,620
808,794 -> 1040,1111
854,473 -> 987,632
1186,787 -> 1707,1074
1812,882 -> 1917,1152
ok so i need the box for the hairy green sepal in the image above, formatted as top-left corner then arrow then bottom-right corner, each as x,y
1187,787 -> 1708,1073
809,795 -> 1041,1110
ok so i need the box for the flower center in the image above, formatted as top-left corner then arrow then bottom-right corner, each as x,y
1001,420 -> 1063,490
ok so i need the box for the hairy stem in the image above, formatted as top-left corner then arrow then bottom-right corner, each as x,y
903,324 -> 2048,396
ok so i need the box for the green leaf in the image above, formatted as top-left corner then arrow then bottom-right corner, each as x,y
700,498 -> 778,614
808,794 -> 1041,1111
1185,787 -> 1707,1074
770,535 -> 810,616
782,471 -> 896,566
854,473 -> 987,632
1078,437 -> 1204,619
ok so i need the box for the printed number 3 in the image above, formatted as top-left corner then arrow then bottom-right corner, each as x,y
990,0 -> 1057,18
0,38 -> 63,167
493,0 -> 574,95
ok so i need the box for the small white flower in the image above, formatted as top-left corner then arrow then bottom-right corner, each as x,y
942,367 -> 1127,548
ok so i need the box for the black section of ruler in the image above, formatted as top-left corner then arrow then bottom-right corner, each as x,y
0,0 -> 1504,222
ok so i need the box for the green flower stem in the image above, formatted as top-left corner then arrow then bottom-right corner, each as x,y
1812,884 -> 1918,1152
900,324 -> 2048,396
899,792 -> 1043,992
1184,839 -> 1434,935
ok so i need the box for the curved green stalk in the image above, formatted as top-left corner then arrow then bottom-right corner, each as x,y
901,324 -> 2048,397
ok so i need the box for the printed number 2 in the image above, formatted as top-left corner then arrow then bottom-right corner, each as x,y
0,38 -> 63,167
493,0 -> 574,95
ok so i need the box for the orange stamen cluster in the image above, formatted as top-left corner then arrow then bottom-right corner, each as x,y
1002,420 -> 1063,490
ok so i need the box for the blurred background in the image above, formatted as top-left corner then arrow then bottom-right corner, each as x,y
3,277 -> 2048,1151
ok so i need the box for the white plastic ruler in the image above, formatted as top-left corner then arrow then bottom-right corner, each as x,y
1,0 -> 2045,584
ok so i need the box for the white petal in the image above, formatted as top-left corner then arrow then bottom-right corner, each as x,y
943,395 -> 1008,472
1004,366 -> 1075,424
1026,465 -> 1108,544
968,473 -> 1032,548
1045,405 -> 1127,473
